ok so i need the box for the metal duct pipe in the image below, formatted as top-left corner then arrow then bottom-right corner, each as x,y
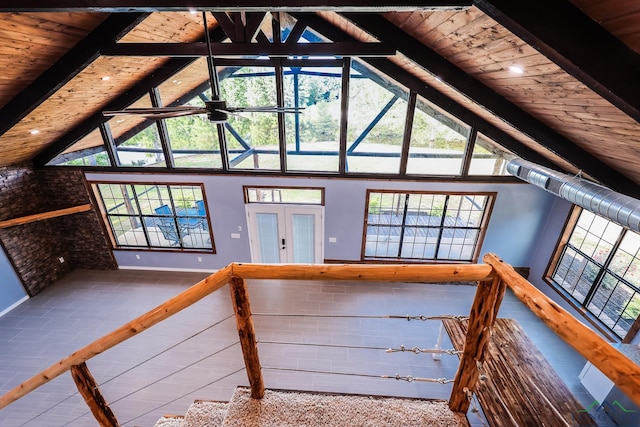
507,158 -> 640,233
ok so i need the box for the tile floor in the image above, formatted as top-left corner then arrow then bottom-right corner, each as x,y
0,268 -> 606,426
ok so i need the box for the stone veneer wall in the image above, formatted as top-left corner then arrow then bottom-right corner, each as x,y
0,163 -> 117,296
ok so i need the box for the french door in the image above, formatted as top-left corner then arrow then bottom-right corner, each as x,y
246,204 -> 324,263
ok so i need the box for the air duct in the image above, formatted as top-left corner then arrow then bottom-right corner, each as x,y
507,158 -> 640,233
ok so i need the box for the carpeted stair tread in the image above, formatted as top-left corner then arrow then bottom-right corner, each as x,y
184,400 -> 229,427
154,414 -> 185,427
221,387 -> 469,427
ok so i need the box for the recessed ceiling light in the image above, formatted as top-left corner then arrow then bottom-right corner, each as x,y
101,76 -> 110,81
508,65 -> 524,74
30,129 -> 40,135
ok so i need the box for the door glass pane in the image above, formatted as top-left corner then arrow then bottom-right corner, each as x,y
292,214 -> 315,263
256,213 -> 280,263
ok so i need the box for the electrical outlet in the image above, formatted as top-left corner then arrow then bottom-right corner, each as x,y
329,237 -> 337,243
237,225 -> 242,232
197,257 -> 202,262
58,256 -> 65,263
231,233 -> 241,239
135,254 -> 141,260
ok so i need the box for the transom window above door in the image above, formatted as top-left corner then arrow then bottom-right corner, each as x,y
363,190 -> 494,262
244,186 -> 324,205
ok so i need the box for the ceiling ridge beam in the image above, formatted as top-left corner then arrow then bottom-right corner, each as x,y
0,13 -> 148,138
473,0 -> 640,125
33,27 -> 228,166
339,12 -> 639,197
0,1 -> 472,13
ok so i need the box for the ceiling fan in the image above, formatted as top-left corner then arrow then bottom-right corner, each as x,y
103,12 -> 300,123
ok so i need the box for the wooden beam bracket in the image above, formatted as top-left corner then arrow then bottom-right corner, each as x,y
0,204 -> 92,229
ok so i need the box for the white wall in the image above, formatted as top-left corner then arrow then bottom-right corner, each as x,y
86,172 -> 558,272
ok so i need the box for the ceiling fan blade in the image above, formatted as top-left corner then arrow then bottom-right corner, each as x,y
103,106 -> 209,119
226,106 -> 305,113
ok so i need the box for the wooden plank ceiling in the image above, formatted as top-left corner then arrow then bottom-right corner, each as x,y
0,1 -> 639,195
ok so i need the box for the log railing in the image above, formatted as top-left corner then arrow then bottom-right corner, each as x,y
0,256 -> 639,426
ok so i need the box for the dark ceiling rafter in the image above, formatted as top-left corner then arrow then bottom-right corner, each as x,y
0,1 -> 471,13
291,12 -> 558,172
339,12 -> 640,198
33,26 -> 229,166
100,42 -> 396,57
473,0 -> 640,125
0,13 -> 148,138
211,12 -> 266,43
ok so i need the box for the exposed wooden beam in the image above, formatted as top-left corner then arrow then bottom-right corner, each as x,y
0,13 -> 148,138
0,205 -> 92,229
474,0 -> 640,125
292,13 -> 561,172
340,13 -> 640,198
0,1 -> 472,12
100,42 -> 396,57
33,27 -> 228,166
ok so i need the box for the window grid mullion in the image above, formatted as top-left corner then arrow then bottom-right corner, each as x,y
583,229 -> 626,307
397,193 -> 410,258
130,184 -> 154,248
433,195 -> 450,260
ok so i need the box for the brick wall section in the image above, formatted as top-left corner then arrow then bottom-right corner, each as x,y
0,163 -> 117,296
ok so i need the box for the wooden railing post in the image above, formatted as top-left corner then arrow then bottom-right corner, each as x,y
229,276 -> 264,399
70,363 -> 119,427
449,275 -> 505,412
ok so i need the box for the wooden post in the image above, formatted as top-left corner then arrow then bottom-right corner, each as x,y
70,363 -> 119,427
449,275 -> 505,412
229,276 -> 265,399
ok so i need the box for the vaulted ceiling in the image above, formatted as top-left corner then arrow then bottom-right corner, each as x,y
1,1 -> 639,197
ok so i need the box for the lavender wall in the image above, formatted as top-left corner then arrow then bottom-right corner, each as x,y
85,172 -> 558,272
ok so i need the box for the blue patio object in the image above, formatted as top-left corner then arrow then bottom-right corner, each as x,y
155,204 -> 172,216
156,219 -> 181,245
196,200 -> 205,216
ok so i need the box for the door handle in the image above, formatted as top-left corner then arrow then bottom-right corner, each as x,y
281,238 -> 286,249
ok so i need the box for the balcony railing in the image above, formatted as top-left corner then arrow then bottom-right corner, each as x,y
0,253 -> 638,426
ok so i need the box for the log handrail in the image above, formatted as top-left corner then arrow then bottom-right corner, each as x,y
232,262 -> 494,282
483,252 -> 640,408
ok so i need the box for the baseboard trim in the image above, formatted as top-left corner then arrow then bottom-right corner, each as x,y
118,266 -> 217,273
0,295 -> 29,318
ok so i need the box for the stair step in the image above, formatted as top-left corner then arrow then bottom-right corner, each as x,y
154,414 -> 185,427
221,387 -> 469,427
183,400 -> 229,427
